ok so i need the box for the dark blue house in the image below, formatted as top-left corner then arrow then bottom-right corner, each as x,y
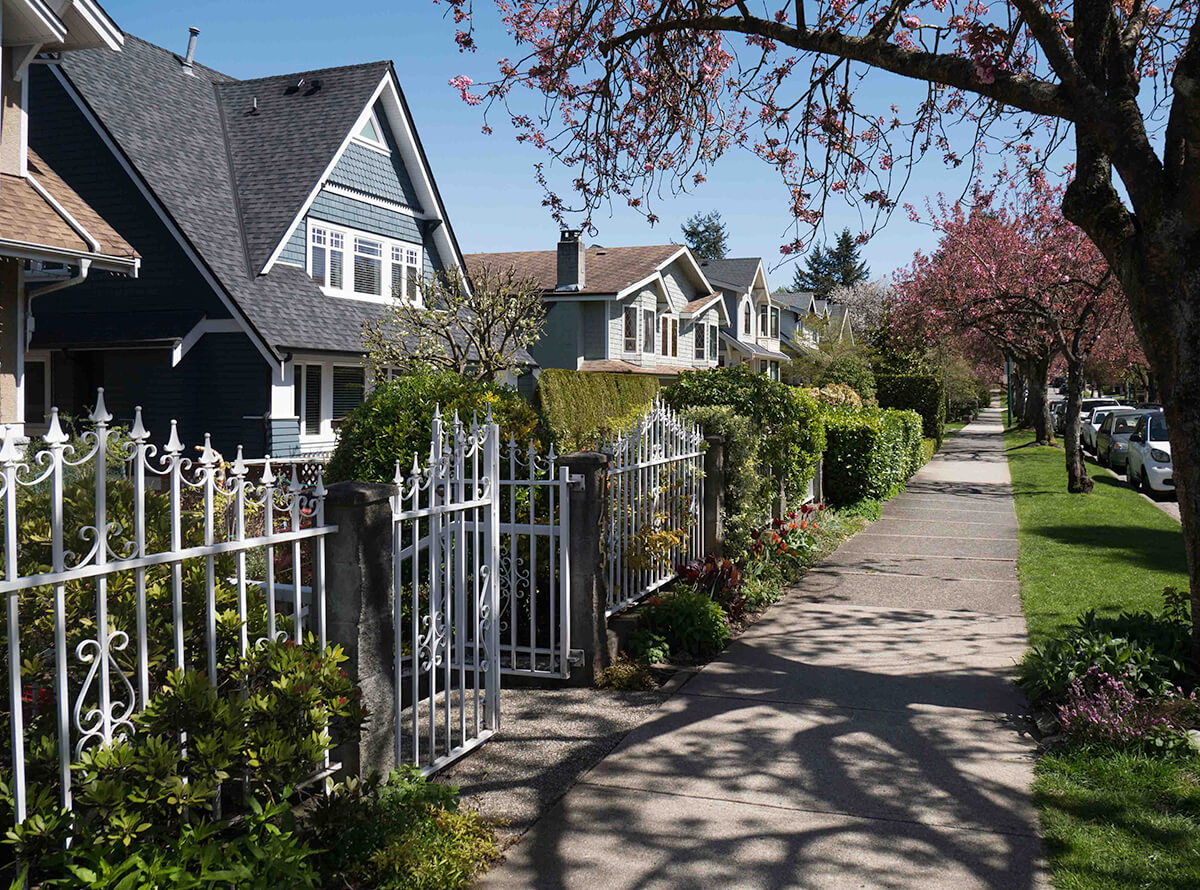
28,30 -> 470,457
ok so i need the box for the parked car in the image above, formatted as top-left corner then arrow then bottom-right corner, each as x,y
1083,407 -> 1121,454
1126,411 -> 1173,498
1095,408 -> 1147,471
1080,397 -> 1120,423
1050,400 -> 1067,435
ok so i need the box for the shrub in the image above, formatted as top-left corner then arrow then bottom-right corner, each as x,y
875,373 -> 946,442
643,587 -> 732,659
681,406 -> 768,560
821,406 -> 923,505
1019,588 -> 1194,705
664,366 -> 825,503
326,371 -> 540,483
305,769 -> 497,890
1056,667 -> 1198,755
805,383 -> 863,410
678,555 -> 745,622
596,656 -> 659,690
537,370 -> 659,451
818,355 -> 876,398
627,628 -> 671,664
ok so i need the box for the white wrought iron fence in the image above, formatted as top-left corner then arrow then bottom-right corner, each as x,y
604,398 -> 704,615
0,390 -> 334,827
498,440 -> 573,679
391,408 -> 500,774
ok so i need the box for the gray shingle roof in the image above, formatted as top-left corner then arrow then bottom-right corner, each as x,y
773,290 -> 815,312
698,257 -> 762,291
54,35 -> 398,357
216,62 -> 391,273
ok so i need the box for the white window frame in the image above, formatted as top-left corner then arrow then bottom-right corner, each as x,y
353,110 -> 390,154
642,308 -> 655,355
308,219 -> 422,305
770,307 -> 780,338
708,324 -> 718,363
694,321 -> 706,360
293,358 -> 368,447
623,306 -> 639,353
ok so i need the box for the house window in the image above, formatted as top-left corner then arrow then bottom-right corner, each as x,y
332,366 -> 366,427
624,306 -> 639,352
764,360 -> 781,381
708,324 -> 718,361
770,307 -> 780,338
355,112 -> 389,151
694,323 -> 706,360
294,364 -> 323,437
311,222 -> 421,302
671,318 -> 679,357
24,358 -> 48,428
642,309 -> 655,355
759,305 -> 769,337
742,303 -> 752,335
661,317 -> 669,356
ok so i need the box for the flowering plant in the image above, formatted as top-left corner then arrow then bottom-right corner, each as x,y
749,505 -> 825,577
1057,666 -> 1198,755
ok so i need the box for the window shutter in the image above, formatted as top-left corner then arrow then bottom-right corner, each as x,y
304,365 -> 322,435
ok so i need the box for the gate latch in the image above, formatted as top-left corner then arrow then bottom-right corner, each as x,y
567,649 -> 585,666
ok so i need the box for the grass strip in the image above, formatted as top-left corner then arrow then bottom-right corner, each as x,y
1005,427 -> 1199,890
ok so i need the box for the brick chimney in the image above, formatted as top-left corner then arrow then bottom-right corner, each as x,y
556,229 -> 585,291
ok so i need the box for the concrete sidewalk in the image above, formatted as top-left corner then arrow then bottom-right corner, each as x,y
481,406 -> 1044,889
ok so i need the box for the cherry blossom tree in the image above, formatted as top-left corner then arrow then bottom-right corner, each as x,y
894,182 -> 1140,491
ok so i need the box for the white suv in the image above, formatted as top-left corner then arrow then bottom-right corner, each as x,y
1126,412 -> 1173,498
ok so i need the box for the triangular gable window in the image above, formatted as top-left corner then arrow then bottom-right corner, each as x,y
355,112 -> 388,151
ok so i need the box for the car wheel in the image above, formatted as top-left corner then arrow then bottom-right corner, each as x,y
1141,470 -> 1159,500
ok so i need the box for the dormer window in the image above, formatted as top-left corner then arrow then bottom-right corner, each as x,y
355,111 -> 389,152
310,221 -> 422,303
742,303 -> 752,336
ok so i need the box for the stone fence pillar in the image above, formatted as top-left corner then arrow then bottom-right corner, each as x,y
703,435 -> 725,558
324,480 -> 397,779
560,451 -> 610,686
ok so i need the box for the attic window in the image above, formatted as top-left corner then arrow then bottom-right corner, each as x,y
355,112 -> 388,151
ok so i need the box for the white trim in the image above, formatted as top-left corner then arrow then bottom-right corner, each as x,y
50,66 -> 281,370
321,183 -> 426,218
172,318 -> 243,366
351,109 -> 389,152
17,71 -> 30,176
63,0 -> 125,52
10,44 -> 42,83
0,238 -> 135,274
290,355 -> 367,447
679,292 -> 727,323
259,75 -> 391,275
26,171 -> 100,251
307,218 -> 422,306
10,0 -> 66,44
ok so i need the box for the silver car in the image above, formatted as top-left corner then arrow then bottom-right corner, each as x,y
1096,408 -> 1148,472
1083,407 -> 1121,454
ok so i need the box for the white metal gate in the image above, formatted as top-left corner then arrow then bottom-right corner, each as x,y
498,441 -> 574,679
604,398 -> 704,615
391,409 -> 500,774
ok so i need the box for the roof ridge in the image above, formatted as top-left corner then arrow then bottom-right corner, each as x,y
466,243 -> 680,255
123,33 -> 236,81
227,59 -> 391,86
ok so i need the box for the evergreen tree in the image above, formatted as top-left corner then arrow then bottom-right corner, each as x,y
680,210 -> 728,259
790,228 -> 870,297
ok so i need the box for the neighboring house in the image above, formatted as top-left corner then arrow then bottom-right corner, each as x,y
27,29 -> 471,457
774,291 -> 855,363
698,257 -> 789,381
465,231 -> 729,379
1,0 -> 138,437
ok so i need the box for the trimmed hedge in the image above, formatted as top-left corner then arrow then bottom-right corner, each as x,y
822,406 -> 925,505
818,355 -> 876,399
326,372 -> 540,483
663,366 -> 825,503
537,370 -> 659,451
875,373 -> 946,442
682,406 -> 768,560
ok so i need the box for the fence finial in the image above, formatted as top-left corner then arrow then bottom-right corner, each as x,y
261,454 -> 275,486
130,406 -> 149,442
393,459 -> 404,486
90,388 -> 113,425
230,445 -> 247,478
164,420 -> 184,455
44,408 -> 69,446
0,426 -> 21,465
199,433 -> 218,467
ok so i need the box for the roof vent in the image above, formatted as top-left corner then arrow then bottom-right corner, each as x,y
249,96 -> 259,115
181,27 -> 200,76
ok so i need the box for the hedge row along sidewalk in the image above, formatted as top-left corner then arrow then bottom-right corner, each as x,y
1003,428 -> 1199,890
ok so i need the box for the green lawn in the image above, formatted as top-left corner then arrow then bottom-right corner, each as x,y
1004,429 -> 1199,890
944,420 -> 969,435
1004,428 -> 1188,644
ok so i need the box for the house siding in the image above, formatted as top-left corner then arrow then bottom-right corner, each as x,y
268,418 -> 301,457
308,190 -> 422,243
581,301 -> 605,360
278,225 -> 306,267
529,302 -> 581,370
327,100 -> 422,210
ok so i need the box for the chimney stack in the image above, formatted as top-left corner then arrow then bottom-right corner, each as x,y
182,27 -> 200,75
556,229 -> 585,291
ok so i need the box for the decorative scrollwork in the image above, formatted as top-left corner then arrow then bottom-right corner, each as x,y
73,629 -> 136,757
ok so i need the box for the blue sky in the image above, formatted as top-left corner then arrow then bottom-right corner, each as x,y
104,1 -> 1015,287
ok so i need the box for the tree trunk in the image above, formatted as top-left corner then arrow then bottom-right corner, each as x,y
1010,363 -> 1026,420
1064,357 -> 1093,493
1023,357 -> 1053,445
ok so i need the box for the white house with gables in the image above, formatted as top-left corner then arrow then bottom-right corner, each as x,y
27,28 -> 497,457
466,231 -> 729,379
698,257 -> 790,380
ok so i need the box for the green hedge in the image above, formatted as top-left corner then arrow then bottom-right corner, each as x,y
875,373 -> 946,442
818,355 -> 876,399
537,370 -> 659,451
326,372 -> 541,483
682,406 -> 768,560
662,366 -> 824,503
822,406 -> 924,505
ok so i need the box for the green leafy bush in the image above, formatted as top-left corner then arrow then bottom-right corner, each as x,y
595,656 -> 659,691
628,628 -> 671,664
875,373 -> 946,442
305,769 -> 497,890
821,406 -> 924,505
1019,588 -> 1194,705
818,355 -> 876,398
664,366 -> 825,503
537,370 -> 659,451
643,587 -> 732,659
326,371 -> 541,483
680,406 -> 766,560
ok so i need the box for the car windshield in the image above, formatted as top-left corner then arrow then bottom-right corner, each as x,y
1149,415 -> 1168,440
1113,415 -> 1140,434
